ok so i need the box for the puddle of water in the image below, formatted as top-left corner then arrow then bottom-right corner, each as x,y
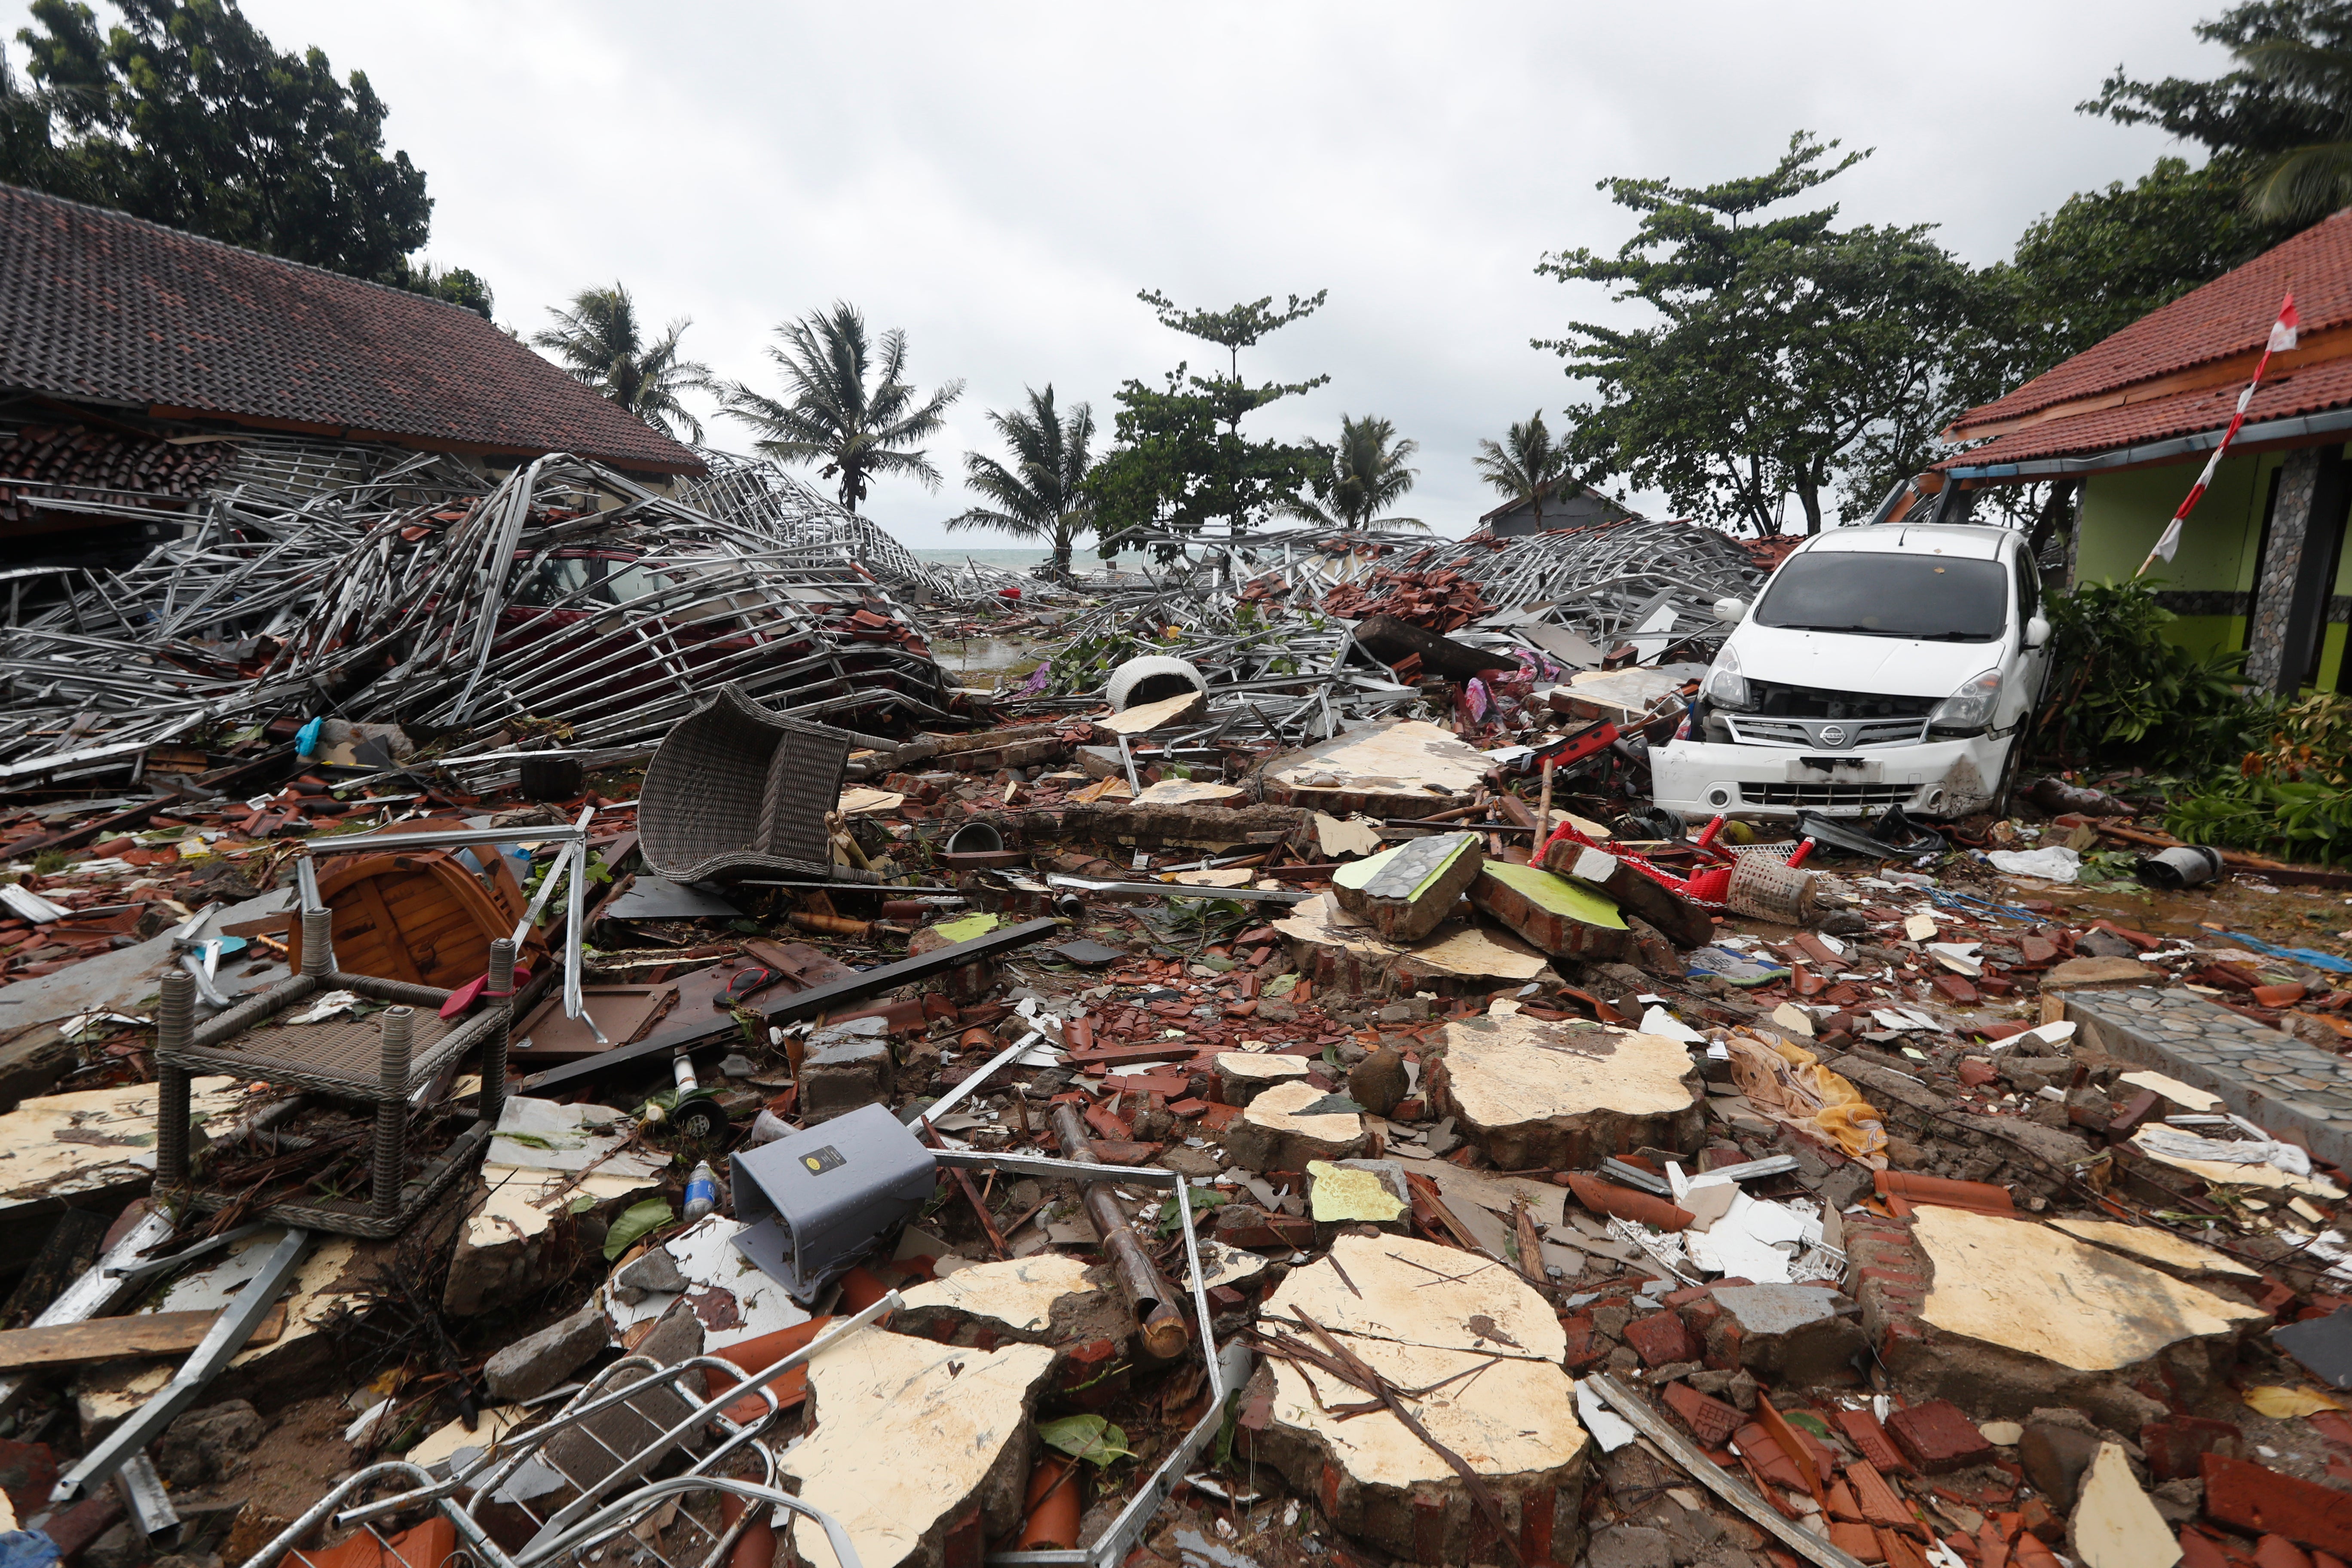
936,634 -> 1051,681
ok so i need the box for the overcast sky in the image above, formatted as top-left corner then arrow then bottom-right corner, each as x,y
14,1 -> 2232,545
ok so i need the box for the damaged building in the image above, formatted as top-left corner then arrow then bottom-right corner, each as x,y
0,177 -> 2349,1568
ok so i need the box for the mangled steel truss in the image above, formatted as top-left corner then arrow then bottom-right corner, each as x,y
0,441 -> 954,789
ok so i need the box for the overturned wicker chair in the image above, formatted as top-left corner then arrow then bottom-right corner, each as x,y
640,683 -> 872,883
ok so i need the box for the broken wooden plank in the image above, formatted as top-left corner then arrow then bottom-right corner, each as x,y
0,1302 -> 286,1372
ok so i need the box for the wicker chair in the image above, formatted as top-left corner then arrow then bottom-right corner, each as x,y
153,914 -> 514,1238
640,683 -> 868,883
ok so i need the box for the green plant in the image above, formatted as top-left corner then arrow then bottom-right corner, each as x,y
2036,579 -> 2264,770
2165,693 -> 2352,864
30,848 -> 67,875
603,1197 -> 674,1262
1037,1414 -> 1134,1467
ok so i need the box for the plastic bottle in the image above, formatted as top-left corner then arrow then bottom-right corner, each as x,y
683,1161 -> 719,1223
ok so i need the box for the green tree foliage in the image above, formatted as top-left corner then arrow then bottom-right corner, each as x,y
7,0 -> 435,281
1472,410 -> 1573,517
1284,413 -> 1425,532
2086,0 -> 2352,161
531,284 -> 710,441
1994,156 -> 2301,376
946,384 -> 1099,579
398,260 -> 493,321
1085,289 -> 1330,551
2036,579 -> 2262,769
714,302 -> 962,513
1539,133 -> 1991,536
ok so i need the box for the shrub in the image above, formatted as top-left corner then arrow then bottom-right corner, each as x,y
2036,579 -> 2263,771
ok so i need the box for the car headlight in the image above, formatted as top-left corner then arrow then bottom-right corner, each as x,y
1703,644 -> 1752,712
1928,669 -> 2003,735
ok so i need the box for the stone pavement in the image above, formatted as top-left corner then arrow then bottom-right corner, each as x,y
2062,986 -> 2352,1168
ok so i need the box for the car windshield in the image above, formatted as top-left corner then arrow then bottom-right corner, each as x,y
1754,551 -> 2009,642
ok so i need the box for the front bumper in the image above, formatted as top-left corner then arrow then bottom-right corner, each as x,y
1649,733 -> 2012,821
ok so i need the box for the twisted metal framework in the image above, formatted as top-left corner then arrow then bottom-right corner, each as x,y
1446,518 -> 1768,651
0,444 -> 949,788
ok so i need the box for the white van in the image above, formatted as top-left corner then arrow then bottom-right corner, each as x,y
1649,522 -> 2052,822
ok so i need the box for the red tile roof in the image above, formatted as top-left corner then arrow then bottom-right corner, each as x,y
1949,208 -> 2352,440
0,183 -> 703,475
1943,353 -> 2352,469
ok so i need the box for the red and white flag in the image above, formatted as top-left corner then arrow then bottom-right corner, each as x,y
2143,291 -> 2298,571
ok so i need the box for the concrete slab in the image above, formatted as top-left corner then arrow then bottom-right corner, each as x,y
1222,1078 -> 1369,1173
2047,1219 -> 2261,1283
1246,1234 -> 1586,1563
1428,1011 -> 1701,1169
0,1074 -> 250,1230
445,1098 -> 667,1316
782,1324 -> 1056,1568
894,1254 -> 1124,1344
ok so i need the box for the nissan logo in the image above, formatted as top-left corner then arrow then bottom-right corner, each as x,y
1818,723 -> 1847,746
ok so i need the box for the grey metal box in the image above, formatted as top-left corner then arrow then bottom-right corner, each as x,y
729,1101 -> 937,1302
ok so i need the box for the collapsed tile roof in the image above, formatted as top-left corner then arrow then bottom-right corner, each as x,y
0,182 -> 704,475
1941,207 -> 2352,470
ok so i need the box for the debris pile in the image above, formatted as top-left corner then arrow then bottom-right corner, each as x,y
3,502 -> 2352,1568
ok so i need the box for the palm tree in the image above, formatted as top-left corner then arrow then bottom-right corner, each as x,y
2239,35 -> 2352,221
1284,414 -> 1425,532
945,386 -> 1098,579
531,285 -> 710,441
713,302 -> 963,513
1473,410 -> 1572,519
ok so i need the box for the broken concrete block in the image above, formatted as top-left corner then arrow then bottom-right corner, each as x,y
1347,1044 -> 1409,1117
2020,1419 -> 2106,1511
484,1302 -> 609,1402
1468,861 -> 1633,962
1707,1284 -> 1866,1386
800,1018 -> 897,1123
2048,1219 -> 2262,1285
610,1246 -> 687,1305
445,1098 -> 665,1316
1305,1159 -> 1408,1228
1221,1078 -> 1369,1173
781,1325 -> 1057,1568
2070,1440 -> 2181,1568
1262,720 -> 1493,816
1892,1207 -> 2267,1430
1274,891 -> 1554,998
893,1255 -> 1128,1346
1213,1051 -> 1311,1107
1540,842 -> 1714,949
1243,1235 -> 1587,1564
1427,1011 -> 1702,1170
1331,831 -> 1483,943
74,1229 -> 381,1425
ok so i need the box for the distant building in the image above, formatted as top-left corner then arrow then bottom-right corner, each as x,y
0,182 -> 702,560
1928,208 -> 2352,697
1476,480 -> 1642,538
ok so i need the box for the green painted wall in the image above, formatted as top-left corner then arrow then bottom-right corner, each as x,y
2073,445 -> 2351,688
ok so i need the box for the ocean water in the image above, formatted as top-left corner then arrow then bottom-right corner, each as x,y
912,547 -> 1139,571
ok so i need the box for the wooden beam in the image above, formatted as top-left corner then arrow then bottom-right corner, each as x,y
0,1302 -> 285,1372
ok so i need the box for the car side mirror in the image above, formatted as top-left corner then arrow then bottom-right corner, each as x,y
1712,596 -> 1749,623
2024,615 -> 2051,650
